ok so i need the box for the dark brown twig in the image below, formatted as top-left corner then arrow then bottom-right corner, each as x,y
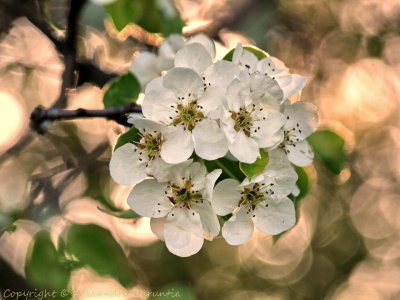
30,103 -> 141,133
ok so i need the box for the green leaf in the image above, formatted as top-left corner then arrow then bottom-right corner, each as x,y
239,149 -> 269,180
204,157 -> 245,182
294,166 -> 309,201
98,207 -> 141,219
223,45 -> 269,61
105,0 -> 142,31
307,129 -> 346,175
114,126 -> 141,151
66,224 -> 135,288
26,230 -> 70,290
103,73 -> 140,108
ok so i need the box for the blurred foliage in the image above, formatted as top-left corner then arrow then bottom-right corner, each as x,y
26,230 -> 71,291
105,0 -> 183,34
103,72 -> 140,108
308,130 -> 346,175
294,166 -> 309,202
2,0 -> 400,299
66,224 -> 135,288
98,206 -> 141,219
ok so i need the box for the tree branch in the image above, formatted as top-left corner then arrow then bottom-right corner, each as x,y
30,104 -> 141,134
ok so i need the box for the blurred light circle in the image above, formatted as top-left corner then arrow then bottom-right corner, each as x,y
0,91 -> 27,152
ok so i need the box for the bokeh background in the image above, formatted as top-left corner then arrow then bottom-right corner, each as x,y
1,0 -> 400,299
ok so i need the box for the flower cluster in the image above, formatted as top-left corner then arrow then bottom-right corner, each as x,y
110,36 -> 318,257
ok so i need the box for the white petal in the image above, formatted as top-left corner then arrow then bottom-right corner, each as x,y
284,101 -> 319,140
253,197 -> 296,235
162,160 -> 206,191
263,149 -> 298,197
178,161 -> 207,191
147,157 -> 173,183
203,60 -> 240,89
192,119 -> 228,160
251,75 -> 284,108
127,179 -> 172,218
144,76 -> 164,93
220,109 -> 237,144
222,206 -> 254,245
110,143 -> 147,186
212,179 -> 241,216
232,44 -> 258,73
163,67 -> 204,98
129,116 -> 163,133
164,207 -> 204,257
203,169 -> 222,201
229,131 -> 260,163
197,85 -> 226,119
192,201 -> 220,240
158,34 -> 185,60
174,43 -> 212,75
150,217 -> 165,241
277,74 -> 307,99
142,84 -> 177,123
226,79 -> 247,112
187,34 -> 216,60
257,56 -> 288,77
160,125 -> 194,164
252,110 -> 285,148
285,140 -> 314,167
131,52 -> 162,88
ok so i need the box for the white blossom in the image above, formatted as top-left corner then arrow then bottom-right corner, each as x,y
274,101 -> 319,167
219,73 -> 285,163
132,34 -> 216,88
233,44 -> 307,99
142,67 -> 229,161
212,149 -> 297,245
174,42 -> 240,92
109,117 -> 181,186
127,160 -> 222,257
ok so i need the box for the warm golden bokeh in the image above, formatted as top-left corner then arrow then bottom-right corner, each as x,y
1,0 -> 400,299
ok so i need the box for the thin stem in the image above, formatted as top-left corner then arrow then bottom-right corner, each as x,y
30,103 -> 142,134
214,159 -> 239,181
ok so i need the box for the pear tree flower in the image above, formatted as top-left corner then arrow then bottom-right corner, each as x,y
219,75 -> 285,163
109,117 -> 181,186
233,44 -> 307,100
212,149 -> 297,245
174,42 -> 240,92
127,160 -> 222,257
132,34 -> 216,88
275,101 -> 319,167
142,67 -> 229,162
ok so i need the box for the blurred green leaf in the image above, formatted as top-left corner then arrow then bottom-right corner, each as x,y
239,149 -> 269,180
367,35 -> 384,58
26,230 -> 70,290
205,157 -> 245,182
103,73 -> 140,108
66,224 -> 135,288
105,0 -> 142,31
114,126 -> 141,151
308,129 -> 346,175
98,207 -> 141,219
294,166 -> 309,201
223,45 -> 269,61
105,0 -> 183,35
